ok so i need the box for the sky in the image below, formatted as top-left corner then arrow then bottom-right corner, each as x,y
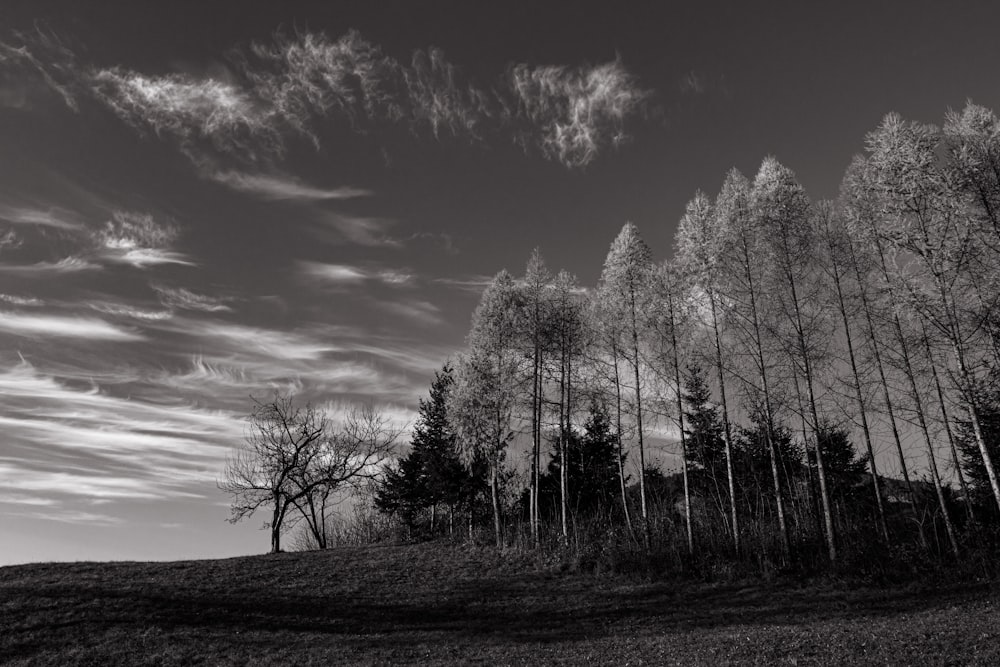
2,0 -> 1000,565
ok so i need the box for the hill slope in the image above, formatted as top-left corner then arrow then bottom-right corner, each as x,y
1,542 -> 997,665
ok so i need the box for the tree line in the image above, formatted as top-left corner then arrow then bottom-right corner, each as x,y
223,103 -> 1000,572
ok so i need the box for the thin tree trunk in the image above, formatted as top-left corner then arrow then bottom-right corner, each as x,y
709,291 -> 740,554
270,493 -> 282,554
849,240 -> 925,545
559,339 -> 569,540
531,343 -> 541,546
921,318 -> 974,523
869,238 -> 959,558
490,463 -> 502,549
630,289 -> 649,547
668,293 -> 694,555
953,341 -> 1000,516
776,235 -> 836,561
829,248 -> 890,543
612,343 -> 633,529
738,235 -> 790,557
791,367 -> 822,540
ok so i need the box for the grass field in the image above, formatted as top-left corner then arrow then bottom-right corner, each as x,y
1,541 -> 997,665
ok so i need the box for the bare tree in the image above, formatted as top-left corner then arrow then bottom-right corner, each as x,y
219,394 -> 399,553
675,193 -> 741,554
449,271 -> 524,548
219,394 -> 329,554
599,222 -> 654,542
290,405 -> 402,549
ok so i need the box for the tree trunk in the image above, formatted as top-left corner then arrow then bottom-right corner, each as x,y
668,293 -> 694,556
849,240 -> 925,546
777,240 -> 836,561
490,463 -> 502,549
629,288 -> 650,549
270,494 -> 282,554
531,343 -> 541,546
921,318 -> 975,523
612,343 -> 633,529
830,252 -> 890,542
709,291 -> 740,554
870,238 -> 959,558
739,236 -> 790,558
559,342 -> 569,540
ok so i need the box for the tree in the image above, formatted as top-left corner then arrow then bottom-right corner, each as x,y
681,364 -> 730,526
865,112 -> 1000,524
598,222 -> 654,538
815,200 -> 890,542
645,261 -> 695,554
219,394 -> 328,554
714,168 -> 791,557
219,395 -> 398,553
375,364 -> 480,535
292,405 -> 401,549
955,371 -> 1000,517
521,249 -> 551,545
450,271 -> 524,548
750,157 -> 837,561
536,402 -> 621,520
675,194 -> 741,553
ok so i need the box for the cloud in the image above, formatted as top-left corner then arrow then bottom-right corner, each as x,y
405,47 -> 492,140
0,228 -> 21,251
0,256 -> 101,274
3,28 -> 650,169
152,285 -> 233,312
0,293 -> 43,306
0,29 -> 80,111
99,210 -> 177,249
211,170 -> 371,200
89,68 -> 280,158
0,204 -> 83,230
432,274 -> 493,292
507,58 -> 649,168
0,311 -> 143,340
299,260 -> 414,286
172,319 -> 335,361
374,299 -> 443,326
0,359 -> 244,506
243,29 -> 403,134
88,302 -> 173,321
315,212 -> 398,247
97,210 -> 192,268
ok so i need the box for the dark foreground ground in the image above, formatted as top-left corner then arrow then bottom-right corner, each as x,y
1,542 -> 997,665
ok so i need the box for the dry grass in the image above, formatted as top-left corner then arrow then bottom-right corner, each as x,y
1,541 -> 997,665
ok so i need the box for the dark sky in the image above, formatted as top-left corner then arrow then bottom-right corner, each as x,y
2,0 -> 999,564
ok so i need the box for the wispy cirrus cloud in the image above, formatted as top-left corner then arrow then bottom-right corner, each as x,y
89,69 -> 281,158
152,285 -> 234,312
97,210 -> 193,268
508,59 -> 649,168
0,28 -> 80,111
211,170 -> 371,201
0,311 -> 143,340
432,274 -> 493,292
373,298 -> 444,327
1,28 -> 651,169
300,260 -> 415,286
0,203 -> 83,230
88,301 -> 173,321
0,293 -> 43,306
0,256 -> 101,275
0,359 -> 243,506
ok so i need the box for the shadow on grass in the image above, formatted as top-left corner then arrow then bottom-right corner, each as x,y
3,557 -> 993,657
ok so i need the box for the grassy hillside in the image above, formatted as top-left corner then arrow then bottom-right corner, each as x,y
1,541 -> 998,665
